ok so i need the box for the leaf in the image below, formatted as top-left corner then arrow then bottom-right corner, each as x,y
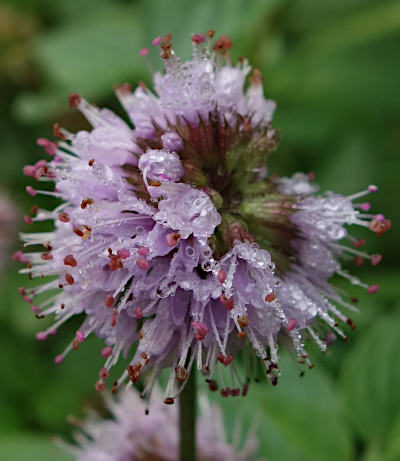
209,352 -> 352,461
0,434 -> 72,461
340,307 -> 400,443
384,416 -> 400,461
13,3 -> 145,122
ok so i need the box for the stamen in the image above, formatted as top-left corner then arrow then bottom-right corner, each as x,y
367,284 -> 379,294
139,48 -> 149,57
191,321 -> 209,341
166,232 -> 181,246
136,257 -> 150,270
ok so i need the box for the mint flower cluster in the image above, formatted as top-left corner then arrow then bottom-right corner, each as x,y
17,31 -> 389,403
66,387 -> 263,461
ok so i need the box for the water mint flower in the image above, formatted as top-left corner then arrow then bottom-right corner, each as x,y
66,387 -> 264,461
17,32 -> 388,400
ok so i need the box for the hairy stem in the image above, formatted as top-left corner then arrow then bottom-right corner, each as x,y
179,371 -> 197,461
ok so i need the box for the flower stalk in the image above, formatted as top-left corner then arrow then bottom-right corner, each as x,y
179,370 -> 197,461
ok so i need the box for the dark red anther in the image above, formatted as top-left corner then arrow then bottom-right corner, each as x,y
64,254 -> 77,267
23,165 -> 36,177
353,239 -> 366,248
141,352 -> 148,361
217,354 -> 234,366
136,257 -> 150,271
367,284 -> 380,294
127,363 -> 142,383
88,159 -> 95,166
206,30 -> 215,38
58,212 -> 70,223
80,198 -> 94,209
371,254 -> 382,266
346,318 -> 356,330
230,388 -> 240,397
213,35 -> 233,52
164,397 -> 174,405
117,249 -> 130,259
286,318 -> 298,332
105,295 -> 114,307
217,270 -> 226,283
95,379 -> 106,392
191,33 -> 205,44
75,330 -> 85,343
111,309 -> 118,327
219,294 -> 234,310
369,218 -> 391,236
36,138 -> 57,156
205,379 -> 218,392
101,346 -> 113,358
108,253 -> 123,271
24,215 -> 33,225
166,232 -> 181,247
73,225 -> 92,239
53,122 -> 66,140
26,186 -> 36,197
137,246 -> 150,256
220,387 -> 230,397
265,292 -> 276,303
69,93 -> 81,107
175,367 -> 188,383
115,82 -> 133,94
41,252 -> 53,261
111,383 -> 118,394
98,367 -> 109,379
191,321 -> 209,341
237,315 -> 249,328
249,69 -> 264,86
271,376 -> 278,386
72,339 -> 80,350
354,255 -> 363,267
65,273 -> 74,285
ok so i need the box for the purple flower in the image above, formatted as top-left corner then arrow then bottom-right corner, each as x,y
65,387 -> 264,461
17,32 -> 389,400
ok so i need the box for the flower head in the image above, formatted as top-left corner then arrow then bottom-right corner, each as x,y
17,32 -> 389,400
66,387 -> 264,461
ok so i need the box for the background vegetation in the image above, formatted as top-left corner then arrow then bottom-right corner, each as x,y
0,0 -> 399,459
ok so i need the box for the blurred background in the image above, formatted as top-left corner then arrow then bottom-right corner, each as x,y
0,0 -> 399,459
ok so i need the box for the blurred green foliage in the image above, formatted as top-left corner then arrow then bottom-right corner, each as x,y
0,0 -> 399,459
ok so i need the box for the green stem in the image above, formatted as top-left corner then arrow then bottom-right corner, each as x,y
179,371 -> 197,461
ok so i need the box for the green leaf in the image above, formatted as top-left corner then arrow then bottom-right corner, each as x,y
0,434 -> 72,461
340,308 -> 400,443
13,3 -> 145,122
209,352 -> 352,461
384,416 -> 400,461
